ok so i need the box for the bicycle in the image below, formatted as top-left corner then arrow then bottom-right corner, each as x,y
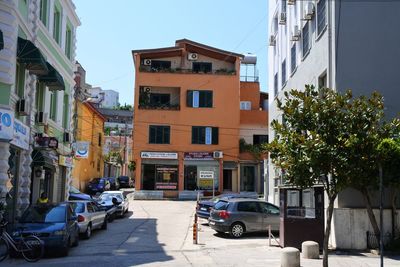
0,220 -> 44,262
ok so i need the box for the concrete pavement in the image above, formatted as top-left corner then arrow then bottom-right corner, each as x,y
2,198 -> 399,266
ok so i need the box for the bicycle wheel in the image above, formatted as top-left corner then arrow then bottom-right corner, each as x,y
20,236 -> 44,262
0,237 -> 9,262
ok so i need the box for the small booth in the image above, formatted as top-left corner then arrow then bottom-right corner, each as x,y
279,186 -> 325,249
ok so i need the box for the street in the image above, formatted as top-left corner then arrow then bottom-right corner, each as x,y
2,198 -> 400,267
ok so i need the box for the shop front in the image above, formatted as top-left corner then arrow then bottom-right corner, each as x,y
140,152 -> 179,191
183,152 -> 219,192
59,155 -> 73,202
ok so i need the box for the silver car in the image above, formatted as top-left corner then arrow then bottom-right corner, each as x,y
70,200 -> 108,239
98,191 -> 129,217
209,198 -> 280,238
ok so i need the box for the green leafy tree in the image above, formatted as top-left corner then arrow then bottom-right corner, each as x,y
265,86 -> 399,267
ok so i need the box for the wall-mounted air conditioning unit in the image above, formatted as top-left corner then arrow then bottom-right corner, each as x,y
63,132 -> 70,143
143,59 -> 152,66
188,53 -> 198,61
16,99 -> 28,116
269,35 -> 276,46
287,0 -> 295,5
304,2 -> 315,20
279,12 -> 287,25
213,151 -> 223,159
35,111 -> 48,125
291,25 -> 301,41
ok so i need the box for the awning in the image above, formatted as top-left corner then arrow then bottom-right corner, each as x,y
0,30 -> 4,51
223,161 -> 238,170
38,62 -> 65,91
17,37 -> 48,75
31,149 -> 56,171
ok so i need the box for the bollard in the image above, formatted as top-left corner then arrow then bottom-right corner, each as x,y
268,225 -> 271,246
281,247 -> 300,267
193,222 -> 198,244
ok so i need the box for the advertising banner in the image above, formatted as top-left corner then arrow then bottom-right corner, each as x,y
74,141 -> 90,158
141,151 -> 178,159
59,155 -> 73,167
10,119 -> 30,150
0,108 -> 14,141
184,152 -> 213,160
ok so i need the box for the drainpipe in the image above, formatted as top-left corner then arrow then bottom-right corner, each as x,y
327,0 -> 333,89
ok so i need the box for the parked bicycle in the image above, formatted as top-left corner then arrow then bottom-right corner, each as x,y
0,220 -> 44,262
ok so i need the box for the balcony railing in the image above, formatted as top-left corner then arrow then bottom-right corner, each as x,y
138,104 -> 180,110
139,66 -> 236,75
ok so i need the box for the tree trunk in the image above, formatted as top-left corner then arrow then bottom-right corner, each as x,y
392,189 -> 398,239
323,195 -> 336,267
361,187 -> 381,239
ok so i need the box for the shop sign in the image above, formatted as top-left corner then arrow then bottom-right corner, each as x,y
198,179 -> 214,189
59,155 -> 73,167
155,182 -> 177,190
74,141 -> 90,158
184,152 -> 213,160
10,119 -> 30,150
34,136 -> 58,149
199,171 -> 214,179
0,108 -> 14,141
141,151 -> 178,159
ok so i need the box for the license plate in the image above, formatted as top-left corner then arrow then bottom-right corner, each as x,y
209,221 -> 215,225
26,240 -> 40,246
200,207 -> 207,211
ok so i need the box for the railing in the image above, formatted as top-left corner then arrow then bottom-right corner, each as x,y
139,66 -> 236,75
138,104 -> 180,110
240,75 -> 259,82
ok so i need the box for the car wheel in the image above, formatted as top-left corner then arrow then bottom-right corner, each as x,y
84,224 -> 92,239
101,218 -> 108,230
230,223 -> 245,238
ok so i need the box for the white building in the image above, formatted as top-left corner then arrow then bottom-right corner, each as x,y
88,87 -> 119,108
268,0 -> 400,250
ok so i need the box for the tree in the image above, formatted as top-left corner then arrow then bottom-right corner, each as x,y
265,86 -> 399,267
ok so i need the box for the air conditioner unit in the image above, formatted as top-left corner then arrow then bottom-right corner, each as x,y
213,151 -> 223,159
188,53 -> 198,61
291,25 -> 301,41
63,132 -> 70,143
144,86 -> 151,93
279,12 -> 287,25
304,2 -> 315,20
143,59 -> 152,66
287,0 -> 295,5
35,111 -> 48,125
16,99 -> 28,116
269,35 -> 276,46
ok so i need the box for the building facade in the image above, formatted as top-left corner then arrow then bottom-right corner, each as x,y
88,87 -> 119,109
132,39 -> 268,199
268,0 -> 400,249
0,0 -> 79,220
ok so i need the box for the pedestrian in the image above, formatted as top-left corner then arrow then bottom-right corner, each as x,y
37,192 -> 48,204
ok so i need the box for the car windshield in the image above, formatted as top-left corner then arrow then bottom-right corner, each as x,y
211,194 -> 237,203
99,194 -> 123,202
214,200 -> 229,210
71,202 -> 85,213
20,205 -> 66,223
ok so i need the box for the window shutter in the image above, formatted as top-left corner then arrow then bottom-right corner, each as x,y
187,90 -> 193,107
212,127 -> 219,145
206,91 -> 213,107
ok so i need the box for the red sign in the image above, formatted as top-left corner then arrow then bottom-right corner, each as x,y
184,152 -> 213,160
155,182 -> 177,190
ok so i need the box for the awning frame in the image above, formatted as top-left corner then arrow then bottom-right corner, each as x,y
17,37 -> 48,75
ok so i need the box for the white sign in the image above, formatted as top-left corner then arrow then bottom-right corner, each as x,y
10,119 -> 30,150
0,108 -> 14,141
141,152 -> 178,159
74,141 -> 90,158
199,171 -> 214,179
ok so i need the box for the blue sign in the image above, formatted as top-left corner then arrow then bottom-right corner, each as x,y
11,119 -> 30,150
0,108 -> 14,141
205,127 -> 212,145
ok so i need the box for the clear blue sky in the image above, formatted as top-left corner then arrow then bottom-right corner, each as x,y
74,0 -> 268,106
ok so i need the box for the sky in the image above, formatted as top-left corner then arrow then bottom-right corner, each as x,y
74,0 -> 268,106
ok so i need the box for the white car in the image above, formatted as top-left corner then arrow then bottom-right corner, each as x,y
98,191 -> 129,217
69,200 -> 108,239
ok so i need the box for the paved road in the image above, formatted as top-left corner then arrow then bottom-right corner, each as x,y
2,197 -> 400,266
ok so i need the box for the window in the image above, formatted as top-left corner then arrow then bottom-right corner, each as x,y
187,90 -> 213,108
62,94 -> 69,128
192,62 -> 212,73
192,126 -> 218,145
264,203 -> 280,215
281,59 -> 286,86
253,135 -> 268,145
15,63 -> 25,97
40,0 -> 48,26
281,0 -> 287,13
149,125 -> 170,144
35,82 -> 45,111
317,0 -> 327,35
65,27 -> 72,59
273,73 -> 278,97
240,101 -> 251,110
53,7 -> 61,44
150,60 -> 171,71
49,90 -> 57,121
98,133 -> 102,146
318,73 -> 327,89
291,44 -> 296,73
237,202 -> 259,213
150,93 -> 170,106
302,22 -> 310,57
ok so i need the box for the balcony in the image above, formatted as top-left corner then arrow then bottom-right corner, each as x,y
138,86 -> 180,111
240,109 -> 268,125
139,65 -> 236,75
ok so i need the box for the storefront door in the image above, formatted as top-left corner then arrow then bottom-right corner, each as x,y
184,166 -> 197,190
241,165 -> 255,192
223,170 -> 232,191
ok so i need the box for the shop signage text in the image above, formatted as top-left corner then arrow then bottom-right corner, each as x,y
59,155 -> 73,167
10,119 -> 30,150
141,152 -> 178,159
199,171 -> 214,179
184,152 -> 213,160
0,108 -> 14,141
75,141 -> 90,158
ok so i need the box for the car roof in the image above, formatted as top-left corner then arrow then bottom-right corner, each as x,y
222,198 -> 264,203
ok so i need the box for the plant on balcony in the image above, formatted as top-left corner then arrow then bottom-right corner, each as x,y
239,138 -> 262,160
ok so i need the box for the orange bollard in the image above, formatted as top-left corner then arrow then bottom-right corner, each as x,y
193,222 -> 198,244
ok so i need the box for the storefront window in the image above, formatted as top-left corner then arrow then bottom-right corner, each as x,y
184,165 -> 219,191
241,165 -> 255,191
142,164 -> 178,190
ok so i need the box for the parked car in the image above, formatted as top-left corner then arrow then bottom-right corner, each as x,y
97,191 -> 129,218
13,203 -> 79,256
118,176 -> 134,188
196,192 -> 258,219
69,200 -> 108,239
104,177 -> 120,190
208,198 -> 280,238
86,178 -> 110,195
69,185 -> 92,201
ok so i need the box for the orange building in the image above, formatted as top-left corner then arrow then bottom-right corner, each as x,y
131,39 -> 267,198
72,101 -> 106,190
